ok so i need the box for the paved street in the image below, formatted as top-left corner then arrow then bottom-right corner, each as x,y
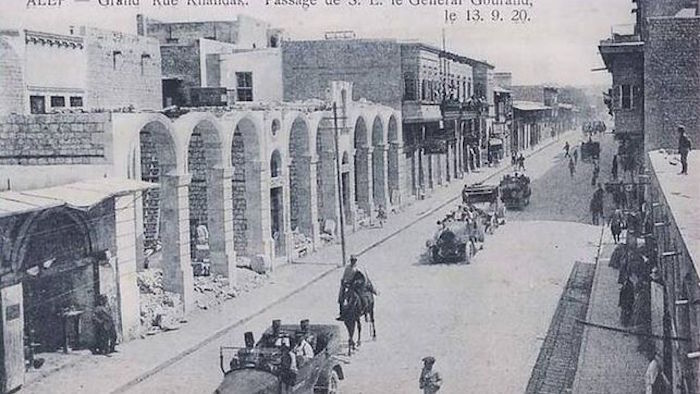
22,130 -> 614,394
119,131 -> 605,393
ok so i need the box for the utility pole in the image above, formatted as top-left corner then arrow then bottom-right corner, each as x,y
333,102 -> 348,267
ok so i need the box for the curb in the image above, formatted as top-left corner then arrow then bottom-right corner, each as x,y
45,131 -> 570,394
570,223 -> 608,392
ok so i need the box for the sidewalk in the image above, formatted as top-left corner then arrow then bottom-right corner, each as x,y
572,230 -> 649,393
22,132 -> 573,394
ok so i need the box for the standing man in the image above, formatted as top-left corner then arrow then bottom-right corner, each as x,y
573,148 -> 578,165
678,125 -> 692,175
93,295 -> 117,355
591,162 -> 600,187
619,277 -> 635,326
590,184 -> 605,225
564,141 -> 570,158
419,356 -> 442,394
337,255 -> 360,320
568,157 -> 576,178
612,154 -> 619,180
517,153 -> 526,171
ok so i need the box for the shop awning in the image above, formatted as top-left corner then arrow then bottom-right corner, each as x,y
0,178 -> 158,218
489,138 -> 504,146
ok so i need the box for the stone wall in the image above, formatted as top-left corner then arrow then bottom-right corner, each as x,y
282,40 -> 404,110
0,113 -> 109,165
644,17 -> 700,151
187,133 -> 209,236
231,133 -> 249,255
140,131 -> 160,249
611,54 -> 644,137
161,44 -> 201,89
0,36 -> 25,115
84,28 -> 162,111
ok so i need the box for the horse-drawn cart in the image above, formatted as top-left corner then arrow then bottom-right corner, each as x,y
581,140 -> 600,163
216,323 -> 345,394
499,173 -> 531,209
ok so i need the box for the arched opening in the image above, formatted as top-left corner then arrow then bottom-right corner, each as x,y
353,117 -> 370,220
19,209 -> 96,353
387,116 -> 400,206
371,116 -> 387,210
186,120 -> 223,265
269,149 -> 285,257
316,119 -> 338,238
231,118 -> 263,257
135,120 -> 177,265
288,118 -> 313,249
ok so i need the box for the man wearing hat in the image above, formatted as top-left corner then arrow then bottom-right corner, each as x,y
678,125 -> 692,175
337,255 -> 360,320
419,356 -> 442,394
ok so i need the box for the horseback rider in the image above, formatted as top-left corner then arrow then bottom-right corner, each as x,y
336,255 -> 377,320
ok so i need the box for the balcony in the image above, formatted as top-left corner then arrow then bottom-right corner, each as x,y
599,24 -> 643,68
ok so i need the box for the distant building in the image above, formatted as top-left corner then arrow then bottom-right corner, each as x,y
0,26 -> 162,115
281,38 -> 497,200
138,14 -> 284,107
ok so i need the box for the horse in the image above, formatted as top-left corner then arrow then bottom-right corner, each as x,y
340,271 -> 376,356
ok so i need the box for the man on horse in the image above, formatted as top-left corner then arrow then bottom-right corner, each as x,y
337,255 -> 377,320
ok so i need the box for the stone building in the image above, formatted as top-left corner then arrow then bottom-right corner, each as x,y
599,0 -> 700,170
0,27 -> 162,115
138,14 -> 284,107
0,80 -> 398,392
281,38 -> 496,200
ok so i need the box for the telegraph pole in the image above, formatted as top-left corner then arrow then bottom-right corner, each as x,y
333,102 -> 348,267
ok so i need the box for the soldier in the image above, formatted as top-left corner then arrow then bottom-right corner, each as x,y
678,125 -> 692,175
337,255 -> 360,320
419,356 -> 442,394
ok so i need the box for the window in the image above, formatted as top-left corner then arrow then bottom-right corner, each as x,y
50,96 -> 65,108
421,80 -> 428,101
141,54 -> 151,76
404,74 -> 416,101
30,96 -> 45,114
70,96 -> 83,107
619,84 -> 638,109
236,72 -> 253,102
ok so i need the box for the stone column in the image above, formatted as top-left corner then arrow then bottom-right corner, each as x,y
372,144 -> 389,210
207,166 -> 236,285
160,173 -> 195,313
309,160 -> 321,250
114,194 -> 141,340
354,146 -> 373,217
133,191 -> 145,272
245,160 -> 273,260
446,142 -> 453,183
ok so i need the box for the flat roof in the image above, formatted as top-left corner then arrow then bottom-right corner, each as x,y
0,178 -> 157,218
513,101 -> 550,111
648,150 -> 700,274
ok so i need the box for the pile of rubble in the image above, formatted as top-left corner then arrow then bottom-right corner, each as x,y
137,269 -> 184,335
137,266 -> 271,335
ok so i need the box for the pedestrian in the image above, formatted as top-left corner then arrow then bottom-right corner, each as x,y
517,153 -> 525,171
591,162 -> 600,186
564,141 -> 570,158
619,278 -> 635,326
376,205 -> 387,228
511,150 -> 517,166
573,148 -> 578,165
678,125 -> 692,175
337,255 -> 360,320
612,154 -> 619,180
93,294 -> 117,355
419,356 -> 442,394
279,336 -> 298,394
590,184 -> 605,225
610,209 -> 623,244
568,157 -> 576,178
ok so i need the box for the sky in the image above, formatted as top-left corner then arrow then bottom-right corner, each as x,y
0,0 -> 635,86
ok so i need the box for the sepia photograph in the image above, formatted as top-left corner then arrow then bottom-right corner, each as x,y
0,0 -> 697,392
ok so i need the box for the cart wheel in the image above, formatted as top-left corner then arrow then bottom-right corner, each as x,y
326,370 -> 340,394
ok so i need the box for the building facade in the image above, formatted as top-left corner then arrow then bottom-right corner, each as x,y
0,27 -> 162,115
